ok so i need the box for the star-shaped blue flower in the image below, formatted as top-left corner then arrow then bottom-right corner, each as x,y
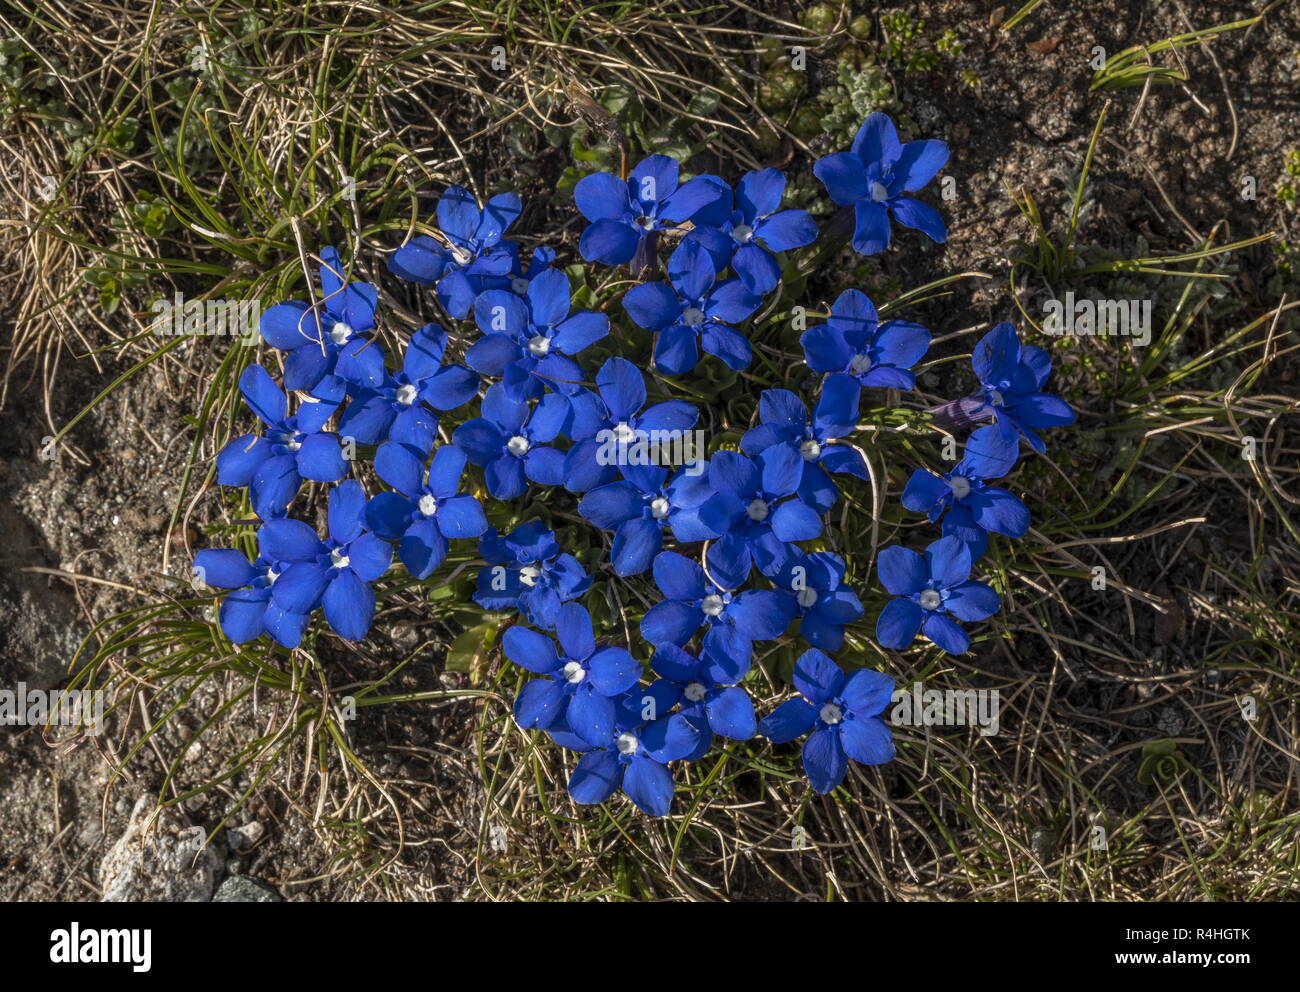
759,649 -> 896,793
388,185 -> 521,318
685,168 -> 818,295
875,535 -> 1000,655
575,154 -> 726,267
901,423 -> 1029,559
622,239 -> 762,375
215,364 -> 348,519
813,112 -> 949,255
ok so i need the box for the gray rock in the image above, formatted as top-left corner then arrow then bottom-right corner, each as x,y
212,875 -> 283,902
99,796 -> 222,901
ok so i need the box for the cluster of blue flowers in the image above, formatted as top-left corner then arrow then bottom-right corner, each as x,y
196,112 -> 1074,815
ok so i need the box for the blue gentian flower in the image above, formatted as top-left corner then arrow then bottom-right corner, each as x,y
193,518 -> 327,648
698,449 -> 824,582
363,442 -> 488,579
901,424 -> 1028,559
800,289 -> 931,397
759,649 -> 896,793
259,246 -> 383,392
640,550 -> 793,667
267,480 -> 393,641
337,323 -> 480,453
562,357 -> 699,493
466,268 -> 607,402
686,168 -> 818,295
507,603 -> 641,748
622,239 -> 762,375
651,642 -> 756,745
965,322 -> 1076,454
574,154 -> 726,266
813,112 -> 949,255
388,185 -> 521,318
739,381 -> 865,513
771,550 -> 864,652
566,687 -> 703,817
578,462 -> 716,577
473,522 -> 592,629
451,384 -> 568,498
875,535 -> 1000,655
215,364 -> 348,520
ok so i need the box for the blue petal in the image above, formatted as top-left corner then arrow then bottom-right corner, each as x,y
803,726 -> 848,793
759,697 -> 817,743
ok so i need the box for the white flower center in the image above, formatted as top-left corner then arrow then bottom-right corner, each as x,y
616,731 -> 639,755
330,547 -> 350,569
266,566 -> 280,585
634,215 -> 654,230
819,702 -> 843,725
682,306 -> 706,327
746,498 -> 769,521
519,565 -> 542,587
395,383 -> 418,406
684,682 -> 707,703
418,494 -> 438,516
650,497 -> 671,519
731,223 -> 754,244
870,181 -> 890,203
450,245 -> 472,265
797,587 -> 818,609
849,353 -> 873,375
506,435 -> 530,456
612,421 -> 636,443
918,589 -> 942,611
283,436 -> 302,452
948,476 -> 972,500
701,594 -> 726,617
989,389 -> 1005,407
563,661 -> 585,684
329,321 -> 353,346
800,439 -> 821,461
510,277 -> 530,295
527,334 -> 550,357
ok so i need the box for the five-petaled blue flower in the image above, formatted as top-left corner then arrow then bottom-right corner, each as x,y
575,154 -> 725,267
801,289 -> 931,399
740,381 -> 866,514
466,268 -> 607,402
640,550 -> 793,669
473,522 -> 592,630
813,112 -> 949,255
771,549 -> 864,652
562,356 -> 699,493
259,246 -> 383,392
507,602 -> 641,749
651,642 -> 757,750
686,168 -> 818,295
698,448 -> 824,583
215,364 -> 348,520
875,535 -> 1000,655
452,384 -> 568,499
364,442 -> 488,579
902,424 -> 1029,559
266,480 -> 393,642
759,649 -> 896,794
194,519 -> 328,649
578,462 -> 716,577
338,323 -> 480,453
967,322 -> 1076,455
565,686 -> 703,817
622,239 -> 762,375
388,185 -> 521,317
